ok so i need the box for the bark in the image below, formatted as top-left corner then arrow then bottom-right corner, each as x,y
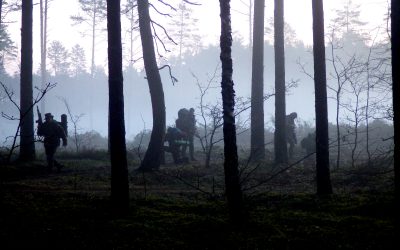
250,0 -> 265,161
0,0 -> 3,22
107,0 -> 129,213
19,0 -> 35,161
312,0 -> 332,195
273,0 -> 288,164
219,0 -> 244,223
137,0 -> 166,171
391,0 -> 400,232
40,0 -> 48,113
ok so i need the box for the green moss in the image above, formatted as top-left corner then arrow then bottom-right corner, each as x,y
0,159 -> 395,249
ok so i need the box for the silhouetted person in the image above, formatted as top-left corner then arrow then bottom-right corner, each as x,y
301,132 -> 316,167
37,113 -> 67,172
286,112 -> 297,159
164,126 -> 188,164
176,108 -> 197,161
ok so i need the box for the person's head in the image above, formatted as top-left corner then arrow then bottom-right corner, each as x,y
189,108 -> 194,113
289,112 -> 297,119
178,108 -> 188,119
44,113 -> 54,122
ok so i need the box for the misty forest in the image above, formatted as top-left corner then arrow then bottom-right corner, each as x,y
0,0 -> 399,249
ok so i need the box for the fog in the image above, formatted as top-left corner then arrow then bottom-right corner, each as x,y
0,0 -> 392,149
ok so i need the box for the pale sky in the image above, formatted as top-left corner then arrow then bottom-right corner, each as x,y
5,0 -> 389,75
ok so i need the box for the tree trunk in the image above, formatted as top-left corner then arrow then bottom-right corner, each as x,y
273,0 -> 287,164
107,0 -> 129,214
336,90 -> 341,169
311,0 -> 332,195
248,0 -> 253,47
0,0 -> 3,22
219,0 -> 244,223
391,0 -> 400,232
137,0 -> 166,171
250,0 -> 265,162
91,0 -> 96,77
19,0 -> 35,161
40,0 -> 48,113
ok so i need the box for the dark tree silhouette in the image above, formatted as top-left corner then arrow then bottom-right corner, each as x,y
273,0 -> 288,164
107,0 -> 129,213
250,0 -> 265,161
219,0 -> 244,223
312,0 -> 332,195
391,0 -> 400,229
19,0 -> 35,161
137,0 -> 166,171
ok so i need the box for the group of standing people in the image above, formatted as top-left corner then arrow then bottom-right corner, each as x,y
164,108 -> 197,164
37,108 -> 314,169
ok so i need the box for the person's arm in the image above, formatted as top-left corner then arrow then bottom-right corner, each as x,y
37,123 -> 44,136
58,125 -> 68,146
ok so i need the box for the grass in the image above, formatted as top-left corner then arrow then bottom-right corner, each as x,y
0,157 -> 396,249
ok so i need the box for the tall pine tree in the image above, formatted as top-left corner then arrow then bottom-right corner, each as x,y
312,0 -> 332,195
137,0 -> 166,171
219,0 -> 244,223
391,0 -> 400,230
107,0 -> 129,214
250,0 -> 265,162
273,0 -> 288,164
19,0 -> 35,161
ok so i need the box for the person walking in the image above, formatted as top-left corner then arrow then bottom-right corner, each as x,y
37,113 -> 67,172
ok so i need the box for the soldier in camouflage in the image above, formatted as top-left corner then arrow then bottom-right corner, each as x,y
164,126 -> 189,164
286,112 -> 297,159
176,108 -> 197,161
37,113 -> 67,172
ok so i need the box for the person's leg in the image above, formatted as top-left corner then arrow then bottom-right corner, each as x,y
289,143 -> 294,159
53,147 -> 64,172
171,145 -> 181,164
45,146 -> 56,172
181,143 -> 187,158
189,136 -> 196,161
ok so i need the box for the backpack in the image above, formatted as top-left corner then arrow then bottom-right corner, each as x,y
60,114 -> 68,137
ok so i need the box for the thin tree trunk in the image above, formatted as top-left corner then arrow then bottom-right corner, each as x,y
179,2 -> 184,63
137,0 -> 166,171
312,0 -> 332,195
19,0 -> 35,161
391,0 -> 400,232
130,4 -> 134,67
330,41 -> 342,170
107,0 -> 129,214
365,47 -> 374,166
91,0 -> 96,77
250,0 -> 265,161
351,94 -> 359,168
336,90 -> 341,169
274,0 -> 287,164
248,0 -> 253,47
0,0 -> 3,23
219,0 -> 244,223
40,0 -> 48,113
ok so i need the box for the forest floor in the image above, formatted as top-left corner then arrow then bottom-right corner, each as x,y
0,154 -> 396,249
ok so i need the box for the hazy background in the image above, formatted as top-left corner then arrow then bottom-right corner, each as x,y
0,0 -> 390,143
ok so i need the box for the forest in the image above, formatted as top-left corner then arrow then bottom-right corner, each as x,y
0,0 -> 398,249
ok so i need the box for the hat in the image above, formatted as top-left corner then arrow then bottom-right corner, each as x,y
44,113 -> 54,118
